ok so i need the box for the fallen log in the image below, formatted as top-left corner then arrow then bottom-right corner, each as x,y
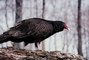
0,47 -> 86,60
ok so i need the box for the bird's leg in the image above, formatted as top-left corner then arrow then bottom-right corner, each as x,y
35,42 -> 40,50
24,42 -> 29,49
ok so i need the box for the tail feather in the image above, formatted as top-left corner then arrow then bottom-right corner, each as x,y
0,34 -> 10,43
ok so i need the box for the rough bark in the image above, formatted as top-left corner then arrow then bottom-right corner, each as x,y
77,0 -> 83,56
0,47 -> 85,60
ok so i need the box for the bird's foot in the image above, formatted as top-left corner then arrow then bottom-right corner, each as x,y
35,42 -> 41,50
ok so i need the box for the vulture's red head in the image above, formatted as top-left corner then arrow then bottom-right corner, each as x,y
53,21 -> 69,32
63,23 -> 69,30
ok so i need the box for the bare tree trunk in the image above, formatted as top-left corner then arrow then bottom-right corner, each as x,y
1,0 -> 8,48
42,0 -> 45,51
13,0 -> 23,48
5,0 -> 13,47
77,0 -> 83,56
35,0 -> 38,17
5,0 -> 9,28
15,0 -> 22,23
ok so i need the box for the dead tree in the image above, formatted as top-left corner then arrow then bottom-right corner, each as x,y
13,0 -> 23,48
42,0 -> 45,51
77,0 -> 83,56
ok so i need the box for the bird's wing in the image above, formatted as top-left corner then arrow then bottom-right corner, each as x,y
4,20 -> 34,38
4,19 -> 53,39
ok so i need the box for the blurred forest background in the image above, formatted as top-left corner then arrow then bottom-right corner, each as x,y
0,0 -> 89,59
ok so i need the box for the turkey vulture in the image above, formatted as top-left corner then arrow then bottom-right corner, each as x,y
0,18 -> 69,49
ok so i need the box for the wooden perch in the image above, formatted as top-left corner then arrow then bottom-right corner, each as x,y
0,47 -> 85,60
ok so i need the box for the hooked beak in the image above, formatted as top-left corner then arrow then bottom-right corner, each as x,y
63,24 -> 70,30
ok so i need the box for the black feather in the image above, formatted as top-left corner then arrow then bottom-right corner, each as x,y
0,18 -> 66,47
